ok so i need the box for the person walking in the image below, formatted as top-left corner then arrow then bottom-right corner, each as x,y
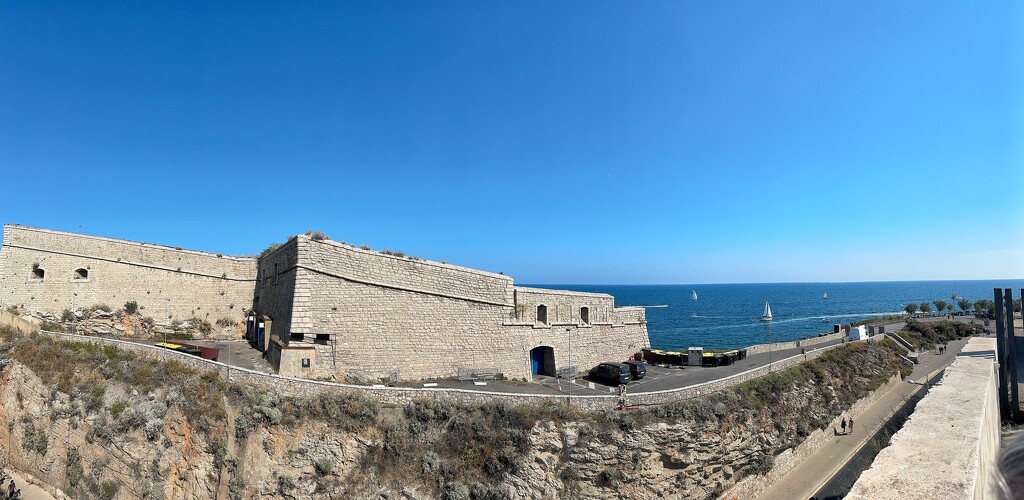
841,416 -> 847,435
849,417 -> 855,434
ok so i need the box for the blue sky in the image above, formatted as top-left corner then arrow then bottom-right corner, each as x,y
1,1 -> 1021,284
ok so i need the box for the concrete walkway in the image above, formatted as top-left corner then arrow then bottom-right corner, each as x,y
755,336 -> 972,500
4,470 -> 56,500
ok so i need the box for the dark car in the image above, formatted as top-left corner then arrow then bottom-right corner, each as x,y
623,360 -> 646,379
588,362 -> 632,386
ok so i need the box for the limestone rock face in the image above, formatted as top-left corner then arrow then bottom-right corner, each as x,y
0,352 -> 867,500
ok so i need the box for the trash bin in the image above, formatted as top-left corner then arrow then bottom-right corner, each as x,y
702,353 -> 724,367
738,348 -> 747,360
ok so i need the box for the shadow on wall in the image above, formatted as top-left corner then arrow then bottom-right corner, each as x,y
0,311 -> 36,333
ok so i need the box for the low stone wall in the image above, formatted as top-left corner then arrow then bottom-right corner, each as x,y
799,331 -> 845,347
720,372 -> 903,500
745,332 -> 845,355
0,310 -> 36,334
28,330 -> 846,411
845,337 -> 1000,499
884,332 -> 915,353
744,340 -> 798,356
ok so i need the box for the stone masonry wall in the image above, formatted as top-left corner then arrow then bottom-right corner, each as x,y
278,236 -> 651,381
299,236 -> 514,307
290,269 -> 525,380
0,225 -> 256,321
252,238 -> 299,340
511,286 -> 616,325
1,227 -> 653,383
846,337 -> 1000,500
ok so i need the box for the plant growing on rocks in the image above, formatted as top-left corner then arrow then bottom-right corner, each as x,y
124,300 -> 139,315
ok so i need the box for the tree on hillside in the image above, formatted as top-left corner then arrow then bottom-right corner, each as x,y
958,299 -> 972,313
905,303 -> 919,316
933,300 -> 948,314
920,302 -> 932,314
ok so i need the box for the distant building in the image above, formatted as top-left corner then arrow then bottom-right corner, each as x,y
0,224 -> 650,381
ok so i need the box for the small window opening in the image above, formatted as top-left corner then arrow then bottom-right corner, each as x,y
537,305 -> 548,326
32,267 -> 44,280
315,333 -> 330,345
74,268 -> 88,280
580,306 -> 590,325
290,332 -> 305,342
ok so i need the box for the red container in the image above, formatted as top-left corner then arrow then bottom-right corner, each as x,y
180,343 -> 219,361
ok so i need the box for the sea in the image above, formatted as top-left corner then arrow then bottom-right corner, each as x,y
527,280 -> 1024,350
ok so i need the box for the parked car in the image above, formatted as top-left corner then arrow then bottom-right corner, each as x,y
588,362 -> 632,385
623,360 -> 647,379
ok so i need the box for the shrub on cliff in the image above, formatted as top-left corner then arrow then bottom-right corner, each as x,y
21,419 -> 48,455
1,332 -> 228,437
123,301 -> 139,315
902,320 -> 974,350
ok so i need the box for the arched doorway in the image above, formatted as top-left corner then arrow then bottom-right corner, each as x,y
530,346 -> 555,376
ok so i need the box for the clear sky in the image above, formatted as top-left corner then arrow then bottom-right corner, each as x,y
1,1 -> 1021,284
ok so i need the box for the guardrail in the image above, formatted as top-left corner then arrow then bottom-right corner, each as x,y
26,330 -> 849,410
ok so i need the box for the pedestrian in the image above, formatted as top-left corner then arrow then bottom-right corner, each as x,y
849,417 -> 854,434
618,383 -> 627,408
841,416 -> 847,434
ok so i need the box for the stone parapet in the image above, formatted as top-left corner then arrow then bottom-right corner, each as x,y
845,337 -> 1000,500
0,225 -> 255,321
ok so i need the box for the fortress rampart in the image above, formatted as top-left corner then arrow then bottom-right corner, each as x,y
0,224 -> 650,381
271,236 -> 649,381
0,225 -> 255,321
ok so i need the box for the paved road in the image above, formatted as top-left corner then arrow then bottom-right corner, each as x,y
393,339 -> 846,396
111,335 -> 846,397
123,337 -> 276,373
755,336 -> 972,500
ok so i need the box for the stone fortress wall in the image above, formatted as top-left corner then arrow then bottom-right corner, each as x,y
264,236 -> 649,381
0,224 -> 649,382
0,225 -> 256,322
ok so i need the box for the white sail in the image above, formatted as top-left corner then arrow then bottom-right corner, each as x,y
761,301 -> 773,321
692,290 -> 698,301
823,292 -> 828,300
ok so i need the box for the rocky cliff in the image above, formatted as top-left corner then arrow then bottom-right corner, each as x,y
0,327 -> 910,499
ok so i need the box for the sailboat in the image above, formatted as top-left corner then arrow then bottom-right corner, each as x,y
692,290 -> 698,301
823,292 -> 828,300
760,301 -> 773,322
